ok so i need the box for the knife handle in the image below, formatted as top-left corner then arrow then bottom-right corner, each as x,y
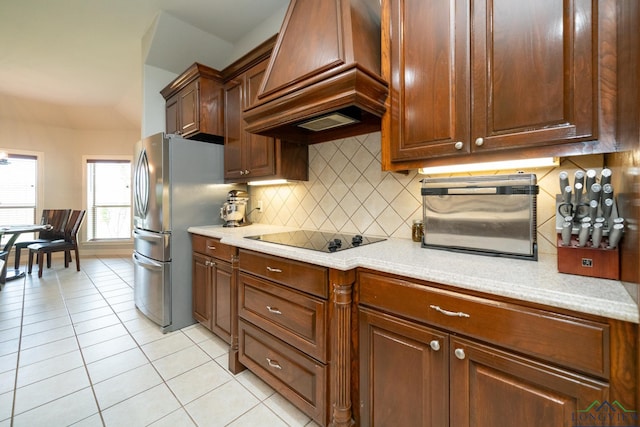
585,169 -> 597,192
574,182 -> 583,205
561,222 -> 573,246
591,223 -> 603,248
578,222 -> 590,247
607,223 -> 624,249
559,171 -> 570,194
600,168 -> 612,187
602,198 -> 614,221
562,186 -> 572,204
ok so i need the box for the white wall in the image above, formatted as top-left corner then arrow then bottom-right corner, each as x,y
142,65 -> 178,138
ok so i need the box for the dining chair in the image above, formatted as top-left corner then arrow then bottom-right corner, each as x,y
13,209 -> 70,269
27,210 -> 85,278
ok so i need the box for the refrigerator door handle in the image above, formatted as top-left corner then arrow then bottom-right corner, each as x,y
132,252 -> 163,271
134,148 -> 150,218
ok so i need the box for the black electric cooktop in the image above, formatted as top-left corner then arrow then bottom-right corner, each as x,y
245,230 -> 386,253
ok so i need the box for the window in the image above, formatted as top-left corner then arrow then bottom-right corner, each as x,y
0,154 -> 38,245
86,159 -> 132,240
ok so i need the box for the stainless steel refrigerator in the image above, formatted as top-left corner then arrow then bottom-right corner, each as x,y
132,132 -> 230,333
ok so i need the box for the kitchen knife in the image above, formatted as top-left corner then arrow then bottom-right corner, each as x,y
585,169 -> 597,192
561,221 -> 573,246
562,185 -> 572,204
574,182 -> 583,204
588,200 -> 598,220
559,171 -> 570,194
591,222 -> 603,248
588,183 -> 601,205
602,198 -> 614,221
600,168 -> 612,187
607,223 -> 624,248
602,183 -> 613,202
574,170 -> 585,188
578,222 -> 590,247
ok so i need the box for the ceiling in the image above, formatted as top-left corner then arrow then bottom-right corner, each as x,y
0,0 -> 288,130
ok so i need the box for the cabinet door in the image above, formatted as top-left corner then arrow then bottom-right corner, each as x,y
243,59 -> 276,179
386,0 -> 470,161
165,95 -> 179,136
359,307 -> 449,427
211,260 -> 233,343
450,336 -> 609,427
192,252 -> 212,329
179,80 -> 200,137
471,0 -> 595,151
224,79 -> 244,180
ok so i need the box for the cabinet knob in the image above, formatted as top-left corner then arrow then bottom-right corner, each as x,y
204,260 -> 215,267
454,141 -> 464,150
244,170 -> 250,175
454,348 -> 466,360
475,137 -> 484,147
429,340 -> 440,352
239,170 -> 244,175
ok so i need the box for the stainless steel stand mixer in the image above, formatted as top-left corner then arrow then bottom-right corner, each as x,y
220,190 -> 250,227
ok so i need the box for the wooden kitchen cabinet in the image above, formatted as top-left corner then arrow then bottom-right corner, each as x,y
381,0 -> 617,170
191,234 -> 243,373
356,269 -> 634,426
449,336 -> 607,427
237,249 -> 355,426
161,63 -> 224,143
223,41 -> 308,183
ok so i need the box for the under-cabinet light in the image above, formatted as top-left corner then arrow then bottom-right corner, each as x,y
418,157 -> 559,175
247,179 -> 290,186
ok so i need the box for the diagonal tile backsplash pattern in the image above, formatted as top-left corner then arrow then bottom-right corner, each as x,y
248,132 -> 606,255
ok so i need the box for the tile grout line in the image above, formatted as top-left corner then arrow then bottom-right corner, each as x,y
9,272 -> 27,427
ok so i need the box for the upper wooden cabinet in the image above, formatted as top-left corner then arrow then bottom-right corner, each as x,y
223,40 -> 309,183
161,63 -> 224,143
382,0 -> 618,170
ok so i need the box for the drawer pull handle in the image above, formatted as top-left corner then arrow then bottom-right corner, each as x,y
429,340 -> 440,352
266,306 -> 282,315
266,357 -> 282,370
266,266 -> 282,273
430,305 -> 470,318
207,245 -> 216,250
454,348 -> 466,360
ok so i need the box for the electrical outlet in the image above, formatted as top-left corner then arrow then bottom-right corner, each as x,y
257,200 -> 263,212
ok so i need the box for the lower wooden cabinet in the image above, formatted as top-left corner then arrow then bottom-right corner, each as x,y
449,336 -> 608,427
359,307 -> 449,426
191,233 -> 242,373
356,270 -> 635,427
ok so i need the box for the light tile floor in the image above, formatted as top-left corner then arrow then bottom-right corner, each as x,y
0,256 -> 321,427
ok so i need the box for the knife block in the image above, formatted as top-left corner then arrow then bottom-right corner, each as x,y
556,236 -> 619,280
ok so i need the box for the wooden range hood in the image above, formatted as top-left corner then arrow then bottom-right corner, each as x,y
243,0 -> 388,144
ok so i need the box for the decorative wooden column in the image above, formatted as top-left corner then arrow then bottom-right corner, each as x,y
329,269 -> 356,427
228,253 -> 244,374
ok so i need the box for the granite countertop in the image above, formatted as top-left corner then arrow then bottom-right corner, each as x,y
188,224 -> 639,324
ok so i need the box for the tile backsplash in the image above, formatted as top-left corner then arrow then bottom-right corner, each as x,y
248,132 -> 606,255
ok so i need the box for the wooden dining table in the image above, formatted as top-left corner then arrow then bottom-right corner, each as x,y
0,224 -> 51,285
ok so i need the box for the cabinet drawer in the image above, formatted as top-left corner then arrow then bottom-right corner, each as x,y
239,249 -> 328,298
239,320 -> 327,425
358,271 -> 609,378
239,273 -> 327,362
191,234 -> 235,261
